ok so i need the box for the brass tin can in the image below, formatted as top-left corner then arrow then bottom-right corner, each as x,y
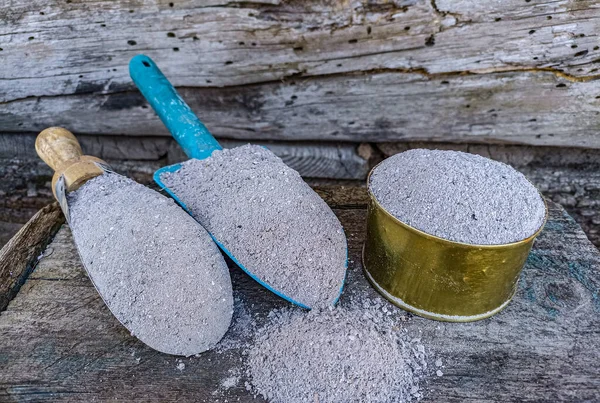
363,168 -> 547,322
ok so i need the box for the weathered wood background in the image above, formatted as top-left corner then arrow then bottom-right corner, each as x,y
1,0 -> 599,246
2,0 -> 600,144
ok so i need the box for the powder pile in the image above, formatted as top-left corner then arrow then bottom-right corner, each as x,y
67,172 -> 233,356
369,149 -> 546,245
160,144 -> 347,308
245,298 -> 429,403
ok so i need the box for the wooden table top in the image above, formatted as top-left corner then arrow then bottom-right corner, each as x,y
0,184 -> 599,402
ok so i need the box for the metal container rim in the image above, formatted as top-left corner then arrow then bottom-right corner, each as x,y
366,160 -> 549,249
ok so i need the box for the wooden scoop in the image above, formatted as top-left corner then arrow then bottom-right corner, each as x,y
36,127 -> 234,356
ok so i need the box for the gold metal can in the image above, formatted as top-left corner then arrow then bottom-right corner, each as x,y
363,168 -> 547,322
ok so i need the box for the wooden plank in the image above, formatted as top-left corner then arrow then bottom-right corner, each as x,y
1,0 -> 598,98
3,71 -> 600,147
1,1 -> 600,146
0,203 -> 64,311
0,191 -> 598,401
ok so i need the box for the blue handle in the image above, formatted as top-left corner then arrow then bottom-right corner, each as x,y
129,54 -> 222,160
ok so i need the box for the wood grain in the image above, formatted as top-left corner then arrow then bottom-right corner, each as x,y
0,189 -> 598,401
0,202 -> 64,311
4,71 -> 600,147
1,0 -> 600,146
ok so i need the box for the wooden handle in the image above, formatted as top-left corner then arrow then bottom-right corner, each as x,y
36,127 -> 84,172
36,127 -> 107,199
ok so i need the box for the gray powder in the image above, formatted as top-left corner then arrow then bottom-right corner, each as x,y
245,298 -> 429,403
369,149 -> 546,245
67,172 -> 233,356
160,145 -> 347,308
215,297 -> 256,353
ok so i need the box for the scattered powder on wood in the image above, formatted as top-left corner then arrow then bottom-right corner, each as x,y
67,172 -> 233,356
220,374 -> 240,389
212,367 -> 243,400
244,298 -> 429,403
215,297 -> 257,353
369,149 -> 546,245
160,144 -> 347,308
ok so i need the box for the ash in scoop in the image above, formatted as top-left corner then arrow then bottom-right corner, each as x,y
160,145 -> 347,309
369,149 -> 546,245
67,172 -> 233,356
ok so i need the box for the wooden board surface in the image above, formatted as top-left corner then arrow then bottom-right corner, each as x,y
0,203 -> 64,312
2,0 -> 600,147
0,187 -> 599,402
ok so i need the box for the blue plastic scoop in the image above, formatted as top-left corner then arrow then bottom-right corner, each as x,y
129,55 -> 347,309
